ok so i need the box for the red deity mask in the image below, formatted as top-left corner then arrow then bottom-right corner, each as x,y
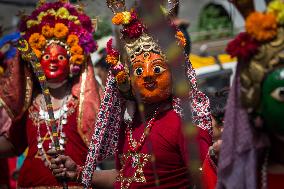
40,44 -> 69,83
131,52 -> 172,104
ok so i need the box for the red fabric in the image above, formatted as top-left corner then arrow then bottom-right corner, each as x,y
0,158 -> 10,187
114,109 -> 191,188
8,100 -> 88,187
201,155 -> 217,189
196,128 -> 212,163
267,173 -> 284,189
8,157 -> 17,189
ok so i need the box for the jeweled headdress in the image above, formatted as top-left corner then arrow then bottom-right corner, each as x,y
19,0 -> 97,75
227,0 -> 284,111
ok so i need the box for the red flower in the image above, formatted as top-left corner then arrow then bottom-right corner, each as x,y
121,20 -> 146,39
226,32 -> 259,61
106,38 -> 119,57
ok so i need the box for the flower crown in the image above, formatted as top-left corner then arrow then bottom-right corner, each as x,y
105,6 -> 186,88
227,0 -> 284,111
19,0 -> 97,75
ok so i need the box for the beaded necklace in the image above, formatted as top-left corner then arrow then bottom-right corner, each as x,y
126,109 -> 158,153
36,94 -> 69,166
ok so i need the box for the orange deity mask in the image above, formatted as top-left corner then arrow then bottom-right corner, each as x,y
130,52 -> 172,104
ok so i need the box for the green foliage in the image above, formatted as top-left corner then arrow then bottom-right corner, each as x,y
196,4 -> 233,41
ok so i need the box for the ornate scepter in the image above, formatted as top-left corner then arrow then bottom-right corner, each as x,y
17,39 -> 68,189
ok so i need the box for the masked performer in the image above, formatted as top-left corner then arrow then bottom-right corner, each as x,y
0,0 -> 101,187
49,1 -> 212,188
217,0 -> 284,188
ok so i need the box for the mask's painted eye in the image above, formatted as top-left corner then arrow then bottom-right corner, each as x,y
58,55 -> 66,61
271,87 -> 284,102
153,65 -> 166,74
42,54 -> 50,60
134,67 -> 143,76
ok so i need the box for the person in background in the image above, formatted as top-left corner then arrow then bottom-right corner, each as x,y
201,89 -> 229,189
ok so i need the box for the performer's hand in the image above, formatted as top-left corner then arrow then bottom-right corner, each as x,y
47,149 -> 79,182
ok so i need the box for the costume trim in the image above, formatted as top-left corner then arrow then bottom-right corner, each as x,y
77,63 -> 88,145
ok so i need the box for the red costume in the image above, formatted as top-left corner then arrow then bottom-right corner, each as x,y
8,98 -> 87,187
115,109 -> 191,188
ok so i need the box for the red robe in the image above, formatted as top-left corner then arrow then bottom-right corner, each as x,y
114,108 -> 202,188
7,97 -> 88,187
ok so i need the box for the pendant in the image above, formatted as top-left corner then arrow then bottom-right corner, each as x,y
132,154 -> 139,168
59,138 -> 65,145
37,142 -> 43,149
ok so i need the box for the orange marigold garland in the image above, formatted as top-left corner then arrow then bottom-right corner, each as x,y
54,23 -> 69,39
106,54 -> 119,66
71,54 -> 84,65
41,25 -> 54,38
115,71 -> 128,83
67,34 -> 79,46
245,12 -> 277,41
70,45 -> 83,55
32,48 -> 42,59
175,31 -> 186,47
112,12 -> 124,25
28,33 -> 46,49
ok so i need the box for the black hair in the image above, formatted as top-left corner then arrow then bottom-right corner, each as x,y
209,88 -> 229,126
94,48 -> 110,70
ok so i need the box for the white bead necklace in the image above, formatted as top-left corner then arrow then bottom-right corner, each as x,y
36,94 -> 69,166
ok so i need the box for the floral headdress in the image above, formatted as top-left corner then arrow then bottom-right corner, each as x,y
226,0 -> 284,111
19,0 -> 97,75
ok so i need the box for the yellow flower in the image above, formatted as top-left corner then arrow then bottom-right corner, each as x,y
246,12 -> 277,41
28,33 -> 46,49
56,7 -> 70,19
41,25 -> 54,38
268,0 -> 284,25
175,31 -> 186,47
37,12 -> 47,22
70,45 -> 83,55
67,34 -> 79,46
27,20 -> 39,28
32,48 -> 42,59
74,20 -> 81,25
115,71 -> 128,84
106,55 -> 118,66
68,15 -> 78,21
70,55 -> 84,65
47,9 -> 56,16
54,23 -> 69,39
122,11 -> 131,24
